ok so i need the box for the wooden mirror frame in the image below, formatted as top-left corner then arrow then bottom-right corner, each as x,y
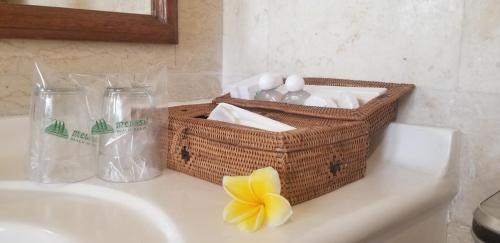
0,0 -> 178,43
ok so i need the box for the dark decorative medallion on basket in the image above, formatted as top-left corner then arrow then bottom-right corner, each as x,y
181,146 -> 190,162
330,161 -> 343,176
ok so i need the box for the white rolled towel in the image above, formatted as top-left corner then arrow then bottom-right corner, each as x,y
303,95 -> 339,108
336,92 -> 360,109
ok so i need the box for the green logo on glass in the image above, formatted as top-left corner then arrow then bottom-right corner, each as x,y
92,119 -> 114,135
45,120 -> 69,139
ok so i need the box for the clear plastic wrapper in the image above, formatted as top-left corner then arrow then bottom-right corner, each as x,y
28,63 -> 96,183
72,64 -> 167,182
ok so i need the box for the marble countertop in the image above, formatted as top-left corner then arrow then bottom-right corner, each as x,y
0,116 -> 458,243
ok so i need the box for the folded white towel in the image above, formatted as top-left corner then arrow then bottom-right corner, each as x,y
208,103 -> 296,132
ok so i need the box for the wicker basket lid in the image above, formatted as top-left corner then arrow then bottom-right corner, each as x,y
214,77 -> 415,120
167,103 -> 369,152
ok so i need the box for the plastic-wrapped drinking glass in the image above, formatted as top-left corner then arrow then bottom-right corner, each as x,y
29,88 -> 96,183
97,87 -> 160,182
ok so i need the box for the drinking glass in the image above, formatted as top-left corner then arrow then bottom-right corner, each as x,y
29,88 -> 96,183
97,87 -> 160,182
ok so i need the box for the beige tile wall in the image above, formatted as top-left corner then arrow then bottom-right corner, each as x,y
0,0 -> 222,116
223,0 -> 500,242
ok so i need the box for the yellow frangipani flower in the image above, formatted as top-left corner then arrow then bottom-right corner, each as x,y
222,167 -> 293,232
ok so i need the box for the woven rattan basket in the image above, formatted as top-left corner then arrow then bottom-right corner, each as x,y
214,78 -> 415,136
159,103 -> 370,205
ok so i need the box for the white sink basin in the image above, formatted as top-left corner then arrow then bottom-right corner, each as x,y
0,223 -> 73,243
0,181 -> 181,243
0,117 -> 181,243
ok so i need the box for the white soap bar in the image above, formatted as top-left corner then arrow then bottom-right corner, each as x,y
208,103 -> 296,132
259,73 -> 283,90
336,92 -> 360,109
285,74 -> 305,92
303,95 -> 339,108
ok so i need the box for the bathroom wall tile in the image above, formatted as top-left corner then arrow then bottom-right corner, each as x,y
223,0 -> 269,36
450,131 -> 500,226
222,0 -> 269,86
437,93 -> 500,230
448,75 -> 500,230
222,35 -> 268,85
175,0 -> 222,73
0,74 -> 30,117
38,41 -> 176,74
400,89 -> 500,134
266,0 -> 463,90
450,0 -> 500,236
397,88 -> 460,129
452,92 -> 500,134
0,39 -> 41,59
179,0 -> 222,38
36,40 -> 125,60
422,90 -> 500,229
447,222 -> 474,243
166,72 -> 222,102
220,73 -> 247,93
395,91 -> 498,228
0,56 -> 30,76
174,34 -> 222,73
458,0 -> 500,94
0,39 -> 179,115
0,39 -> 177,76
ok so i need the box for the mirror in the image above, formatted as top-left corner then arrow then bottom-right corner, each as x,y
0,0 -> 152,15
0,0 -> 178,43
